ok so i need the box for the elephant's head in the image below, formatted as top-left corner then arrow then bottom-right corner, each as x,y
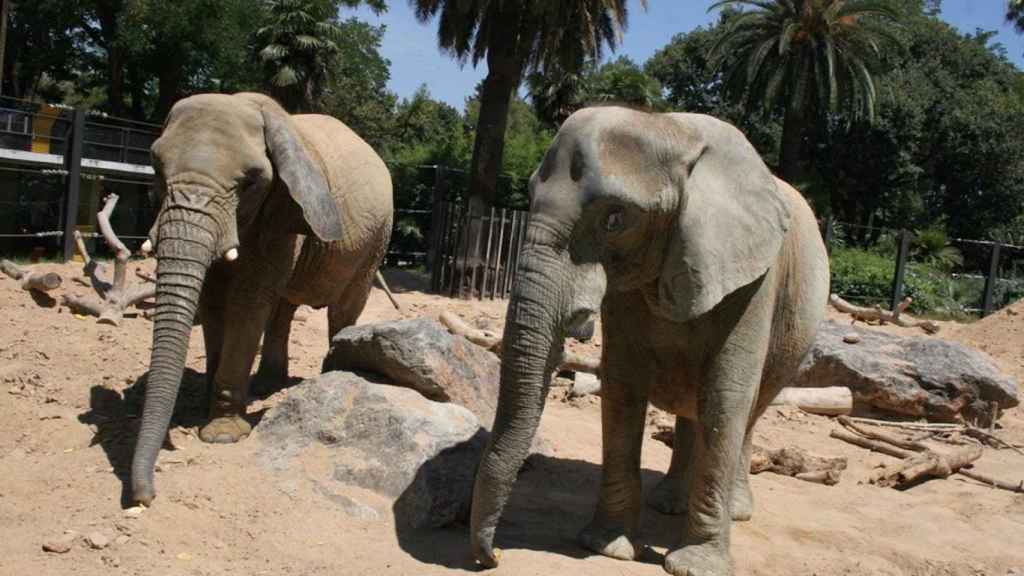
131,92 -> 343,506
469,106 -> 791,566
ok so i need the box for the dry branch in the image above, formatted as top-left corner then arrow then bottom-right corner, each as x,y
837,416 -> 929,452
63,194 -> 155,325
1,259 -> 62,292
829,428 -> 915,459
829,294 -> 940,334
872,446 -> 983,488
956,469 -> 1024,493
439,310 -> 601,376
769,387 -> 853,415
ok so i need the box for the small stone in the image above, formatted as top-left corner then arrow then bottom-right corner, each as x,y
176,552 -> 192,561
842,333 -> 861,344
85,531 -> 109,550
114,535 -> 130,546
212,540 -> 225,550
122,506 -> 145,518
43,535 -> 75,554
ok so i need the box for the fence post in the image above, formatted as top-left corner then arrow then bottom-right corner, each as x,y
981,242 -> 1002,317
890,229 -> 911,312
61,108 -> 86,262
426,166 -> 446,272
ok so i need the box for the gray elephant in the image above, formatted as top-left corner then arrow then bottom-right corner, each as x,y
469,107 -> 829,576
131,92 -> 393,506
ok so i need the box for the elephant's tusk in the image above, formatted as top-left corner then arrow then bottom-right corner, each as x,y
140,239 -> 153,255
224,248 -> 239,262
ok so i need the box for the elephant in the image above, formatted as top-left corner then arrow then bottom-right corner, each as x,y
469,106 -> 829,576
131,92 -> 393,506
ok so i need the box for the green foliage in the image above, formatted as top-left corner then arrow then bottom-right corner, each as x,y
527,56 -> 665,127
1010,0 -> 1024,34
829,246 -> 895,305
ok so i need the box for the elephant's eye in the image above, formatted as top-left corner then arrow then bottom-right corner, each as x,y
604,208 -> 625,233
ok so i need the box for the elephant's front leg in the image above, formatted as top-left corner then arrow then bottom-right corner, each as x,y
199,301 -> 273,443
579,333 -> 650,561
664,370 -> 759,576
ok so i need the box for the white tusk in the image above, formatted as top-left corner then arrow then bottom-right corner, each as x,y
140,239 -> 152,254
224,248 -> 239,262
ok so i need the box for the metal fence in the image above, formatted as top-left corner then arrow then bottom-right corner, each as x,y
822,219 -> 1024,317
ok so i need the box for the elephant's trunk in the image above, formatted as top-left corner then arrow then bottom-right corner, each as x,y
470,243 -> 566,567
131,209 -> 217,505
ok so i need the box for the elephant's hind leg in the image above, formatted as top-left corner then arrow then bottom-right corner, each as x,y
326,272 -> 374,342
252,298 -> 298,396
648,416 -> 696,515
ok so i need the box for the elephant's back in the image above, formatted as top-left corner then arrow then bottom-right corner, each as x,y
292,114 -> 393,228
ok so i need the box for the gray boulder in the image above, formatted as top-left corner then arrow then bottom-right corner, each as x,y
322,318 -> 500,427
256,371 -> 487,528
795,320 -> 1018,423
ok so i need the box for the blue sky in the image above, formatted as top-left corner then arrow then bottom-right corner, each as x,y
350,1 -> 1024,111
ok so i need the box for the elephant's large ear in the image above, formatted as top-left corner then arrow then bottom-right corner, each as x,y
260,106 -> 343,242
654,113 -> 791,322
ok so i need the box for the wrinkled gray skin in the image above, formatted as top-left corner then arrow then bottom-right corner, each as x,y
469,107 -> 829,576
132,92 -> 393,506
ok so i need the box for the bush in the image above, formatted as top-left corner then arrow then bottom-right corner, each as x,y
829,247 -> 894,306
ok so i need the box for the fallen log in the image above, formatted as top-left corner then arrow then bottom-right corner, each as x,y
829,294 -> 940,334
836,415 -> 930,452
439,310 -> 601,376
1,259 -> 62,293
769,387 -> 853,416
829,428 -> 915,459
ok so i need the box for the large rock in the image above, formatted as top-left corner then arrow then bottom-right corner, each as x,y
795,320 -> 1018,422
322,318 -> 500,427
256,371 -> 487,528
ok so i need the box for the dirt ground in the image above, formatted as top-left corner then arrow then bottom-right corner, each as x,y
1,260 -> 1022,576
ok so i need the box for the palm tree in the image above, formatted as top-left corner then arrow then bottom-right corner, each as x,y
254,0 -> 384,113
411,0 -> 645,212
709,0 -> 902,184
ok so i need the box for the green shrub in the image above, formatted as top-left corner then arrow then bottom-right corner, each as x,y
829,247 -> 894,306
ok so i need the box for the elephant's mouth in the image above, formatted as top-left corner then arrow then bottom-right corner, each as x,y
566,309 -> 597,342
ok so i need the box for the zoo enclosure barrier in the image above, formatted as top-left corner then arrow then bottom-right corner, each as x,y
820,218 -> 1024,318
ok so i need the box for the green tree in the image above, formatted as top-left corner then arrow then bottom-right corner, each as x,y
708,0 -> 903,185
1009,0 -> 1024,33
321,18 -> 397,151
254,0 -> 385,113
3,0 -> 82,100
410,0 -> 645,215
527,56 -> 664,127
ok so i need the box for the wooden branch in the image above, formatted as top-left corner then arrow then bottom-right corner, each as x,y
96,194 -> 129,293
1,259 -> 62,292
374,270 -> 401,311
829,428 -> 915,459
829,294 -> 940,334
963,427 -> 1024,456
844,417 -> 962,432
63,198 -> 153,325
837,415 -> 929,452
872,446 -> 983,488
956,469 -> 1024,493
135,269 -> 156,283
769,387 -> 853,415
439,310 -> 601,376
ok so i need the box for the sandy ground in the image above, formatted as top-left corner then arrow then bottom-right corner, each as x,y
1,260 -> 1022,576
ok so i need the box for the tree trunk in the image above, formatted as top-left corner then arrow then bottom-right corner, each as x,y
155,57 -> 185,120
0,0 -> 9,97
780,101 -> 807,185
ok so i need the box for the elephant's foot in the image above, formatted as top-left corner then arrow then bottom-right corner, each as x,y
664,542 -> 732,576
731,480 -> 753,522
199,415 -> 251,444
578,521 -> 637,561
648,475 -> 752,521
647,473 -> 688,515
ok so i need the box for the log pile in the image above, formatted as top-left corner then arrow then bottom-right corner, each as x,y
829,415 -> 1022,493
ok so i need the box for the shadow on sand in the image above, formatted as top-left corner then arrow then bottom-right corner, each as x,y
77,367 -> 303,507
393,450 -> 678,571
